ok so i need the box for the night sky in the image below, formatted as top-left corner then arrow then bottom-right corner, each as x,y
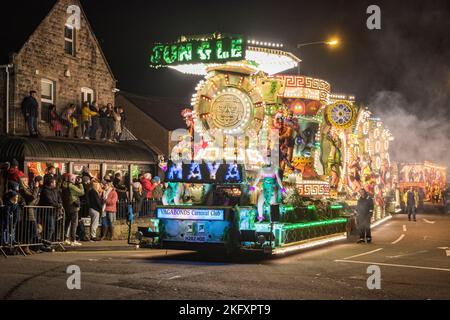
80,0 -> 448,115
79,0 -> 450,166
3,0 -> 450,165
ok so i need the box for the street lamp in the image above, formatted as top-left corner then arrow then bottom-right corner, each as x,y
296,38 -> 340,74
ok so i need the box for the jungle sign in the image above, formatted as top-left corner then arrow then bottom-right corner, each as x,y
150,36 -> 246,66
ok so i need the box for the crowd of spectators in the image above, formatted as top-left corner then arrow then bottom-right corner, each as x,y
0,159 -> 162,255
21,91 -> 126,142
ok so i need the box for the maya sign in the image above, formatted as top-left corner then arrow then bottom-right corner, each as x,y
157,208 -> 224,221
165,161 -> 243,183
150,36 -> 245,66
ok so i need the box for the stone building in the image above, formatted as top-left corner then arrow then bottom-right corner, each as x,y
0,0 -> 117,136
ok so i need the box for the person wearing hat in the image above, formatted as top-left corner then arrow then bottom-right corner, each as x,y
1,190 -> 20,247
7,159 -> 24,192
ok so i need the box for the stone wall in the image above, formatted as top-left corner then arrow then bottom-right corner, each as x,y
7,0 -> 116,136
86,217 -> 157,241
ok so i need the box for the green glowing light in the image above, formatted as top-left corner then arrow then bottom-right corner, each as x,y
163,45 -> 178,64
197,41 -> 212,60
178,43 -> 193,62
149,35 -> 246,67
307,205 -> 316,211
216,40 -> 230,60
282,218 -> 347,231
230,38 -> 244,58
280,205 -> 295,214
330,204 -> 344,210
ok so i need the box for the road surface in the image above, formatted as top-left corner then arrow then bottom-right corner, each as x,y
0,209 -> 449,300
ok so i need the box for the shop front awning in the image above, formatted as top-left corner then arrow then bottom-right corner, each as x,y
0,136 -> 156,165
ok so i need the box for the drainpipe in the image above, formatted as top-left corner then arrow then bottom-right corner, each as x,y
0,64 -> 13,135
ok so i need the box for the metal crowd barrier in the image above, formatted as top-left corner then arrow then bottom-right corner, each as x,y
1,205 -> 65,257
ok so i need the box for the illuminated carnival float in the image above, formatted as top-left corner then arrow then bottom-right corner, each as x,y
142,34 -> 395,254
398,162 -> 447,204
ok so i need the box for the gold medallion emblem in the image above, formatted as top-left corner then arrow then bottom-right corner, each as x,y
211,93 -> 245,129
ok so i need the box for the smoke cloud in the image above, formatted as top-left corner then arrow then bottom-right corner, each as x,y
369,91 -> 450,169
365,1 -> 450,170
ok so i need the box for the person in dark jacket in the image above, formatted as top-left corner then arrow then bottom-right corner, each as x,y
356,189 -> 374,243
403,187 -> 418,222
87,180 -> 103,241
99,105 -> 108,140
21,91 -> 39,137
89,101 -> 100,140
43,166 -> 57,186
18,176 -> 40,254
2,191 -> 20,246
105,103 -> 114,141
113,172 -> 128,202
39,178 -> 63,243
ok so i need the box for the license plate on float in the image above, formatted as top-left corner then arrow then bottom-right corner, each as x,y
184,235 -> 206,242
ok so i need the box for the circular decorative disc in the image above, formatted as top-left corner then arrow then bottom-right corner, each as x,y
326,101 -> 356,129
193,73 -> 265,137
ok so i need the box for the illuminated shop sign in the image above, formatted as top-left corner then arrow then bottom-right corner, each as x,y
150,36 -> 246,67
165,161 -> 243,183
157,208 -> 224,221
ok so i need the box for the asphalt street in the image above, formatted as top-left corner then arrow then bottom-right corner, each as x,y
0,209 -> 449,300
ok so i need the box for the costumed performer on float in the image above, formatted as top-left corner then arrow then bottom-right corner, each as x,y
250,158 -> 286,222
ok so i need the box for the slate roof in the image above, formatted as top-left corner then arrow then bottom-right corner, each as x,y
118,91 -> 188,131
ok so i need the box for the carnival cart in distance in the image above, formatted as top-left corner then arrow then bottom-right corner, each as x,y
136,33 -> 396,255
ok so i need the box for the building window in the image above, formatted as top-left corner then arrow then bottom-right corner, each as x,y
41,79 -> 55,121
81,87 -> 94,103
41,79 -> 55,104
64,25 -> 75,56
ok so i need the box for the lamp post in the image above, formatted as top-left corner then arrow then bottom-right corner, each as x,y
296,39 -> 340,75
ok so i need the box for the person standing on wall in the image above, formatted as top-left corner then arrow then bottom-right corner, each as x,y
112,106 -> 122,142
61,104 -> 79,138
99,105 -> 108,141
356,189 -> 374,244
89,101 -> 100,140
48,104 -> 62,137
21,91 -> 39,137
81,102 -> 98,140
105,103 -> 114,142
